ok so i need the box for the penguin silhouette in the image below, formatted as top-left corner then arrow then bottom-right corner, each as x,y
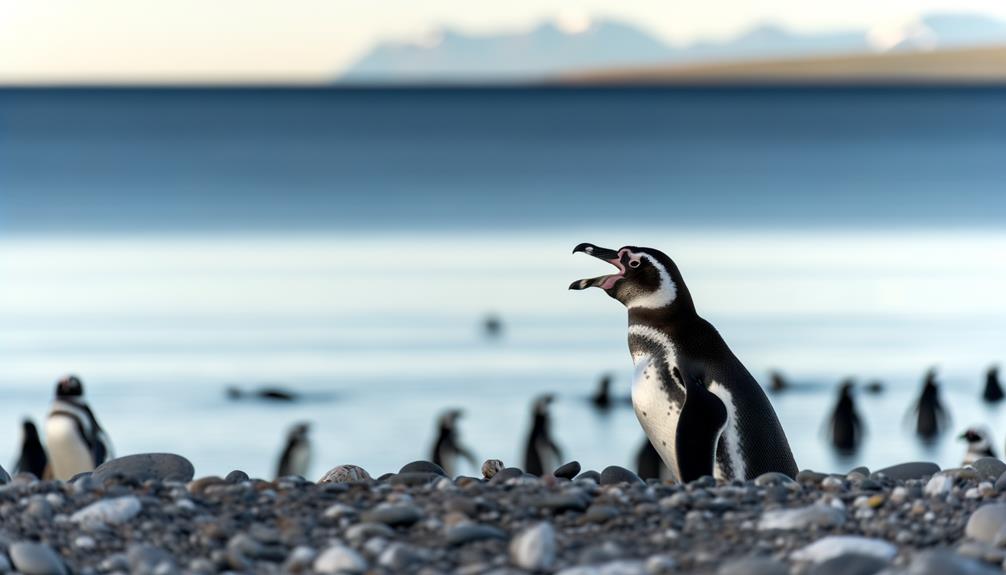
827,380 -> 864,454
591,374 -> 615,409
276,422 -> 312,478
768,371 -> 788,393
430,409 -> 477,477
14,419 -> 48,479
636,436 -> 671,481
909,368 -> 950,442
960,427 -> 997,465
523,394 -> 563,476
983,365 -> 1004,404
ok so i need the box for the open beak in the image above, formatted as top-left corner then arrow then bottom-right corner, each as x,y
569,243 -> 625,291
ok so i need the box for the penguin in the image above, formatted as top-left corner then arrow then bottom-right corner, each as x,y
960,427 -> 997,465
226,385 -> 299,402
570,243 -> 798,482
276,422 -> 312,478
13,419 -> 48,479
589,374 -> 630,411
908,367 -> 950,442
983,365 -> 1003,404
768,371 -> 788,393
636,436 -> 672,482
429,409 -> 477,477
826,379 -> 864,455
44,375 -> 114,481
483,313 -> 503,339
523,394 -> 563,476
863,380 -> 885,395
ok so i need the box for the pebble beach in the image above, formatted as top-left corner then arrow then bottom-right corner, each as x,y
5,455 -> 1006,574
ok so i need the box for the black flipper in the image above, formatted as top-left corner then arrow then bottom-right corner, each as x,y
674,368 -> 728,483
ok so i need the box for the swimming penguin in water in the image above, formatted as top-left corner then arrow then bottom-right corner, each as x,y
960,427 -> 997,465
14,419 -> 48,479
276,422 -> 312,478
826,379 -> 864,455
636,436 -> 672,482
226,385 -> 299,402
523,394 -> 563,476
983,365 -> 1003,404
430,409 -> 477,477
45,375 -> 114,481
571,243 -> 798,482
908,368 -> 950,442
590,374 -> 630,411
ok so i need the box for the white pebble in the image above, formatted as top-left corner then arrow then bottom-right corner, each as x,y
510,522 -> 556,571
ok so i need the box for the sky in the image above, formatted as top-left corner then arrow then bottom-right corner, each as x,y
3,0 -> 1006,83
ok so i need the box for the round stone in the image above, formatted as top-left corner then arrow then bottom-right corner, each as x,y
481,459 -> 504,480
600,465 -> 643,486
398,461 -> 447,477
966,503 -> 1006,544
445,523 -> 506,546
872,462 -> 940,482
718,557 -> 788,575
313,544 -> 367,574
510,522 -> 556,571
361,504 -> 423,527
318,465 -> 372,484
9,542 -> 68,575
553,461 -> 582,480
224,470 -> 250,483
92,453 -> 195,483
808,554 -> 888,575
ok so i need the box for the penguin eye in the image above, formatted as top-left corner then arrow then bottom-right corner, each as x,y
629,260 -> 641,268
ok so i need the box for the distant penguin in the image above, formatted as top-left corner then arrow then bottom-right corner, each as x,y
483,314 -> 503,339
960,427 -> 997,465
45,375 -> 113,481
14,419 -> 48,479
571,243 -> 797,481
909,368 -> 950,442
636,437 -> 672,481
827,380 -> 864,454
863,380 -> 885,395
276,422 -> 312,478
523,394 -> 563,476
226,385 -> 298,402
591,374 -> 615,409
983,365 -> 1004,404
768,371 -> 788,393
430,409 -> 477,477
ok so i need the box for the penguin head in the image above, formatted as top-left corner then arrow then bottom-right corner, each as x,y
570,244 -> 691,312
438,409 -> 464,430
288,422 -> 311,440
533,394 -> 556,416
22,418 -> 39,438
960,427 -> 992,449
55,375 -> 84,398
839,379 -> 855,396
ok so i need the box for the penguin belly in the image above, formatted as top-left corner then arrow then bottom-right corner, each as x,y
45,416 -> 95,480
630,354 -> 682,482
532,438 -> 559,474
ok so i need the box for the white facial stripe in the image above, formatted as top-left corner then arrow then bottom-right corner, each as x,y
626,254 -> 678,310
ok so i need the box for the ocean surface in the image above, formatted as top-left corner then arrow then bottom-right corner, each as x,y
1,87 -> 1005,480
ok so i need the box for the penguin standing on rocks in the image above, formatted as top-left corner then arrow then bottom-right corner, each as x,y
570,243 -> 798,482
983,365 -> 1003,404
826,380 -> 863,455
44,375 -> 113,481
960,427 -> 997,465
636,437 -> 672,481
430,409 -> 477,477
908,368 -> 950,442
523,394 -> 563,476
276,422 -> 312,478
13,419 -> 48,479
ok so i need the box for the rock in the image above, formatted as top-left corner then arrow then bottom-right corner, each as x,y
481,459 -> 504,480
971,458 -> 1006,480
0,464 -> 10,485
313,544 -> 367,574
925,474 -> 955,497
718,557 -> 788,575
71,495 -> 142,527
808,554 -> 888,575
187,476 -> 227,495
965,503 -> 1006,544
601,466 -> 643,486
399,460 -> 447,477
362,504 -> 423,527
791,536 -> 897,564
754,472 -> 795,486
127,544 -> 178,575
92,453 -> 194,483
584,504 -> 620,524
318,464 -> 372,483
796,470 -> 829,483
378,543 -> 422,571
345,523 -> 396,542
873,462 -> 940,482
74,536 -> 96,549
283,546 -> 317,572
534,492 -> 590,513
388,472 -> 439,487
0,555 -> 10,574
905,550 -> 1001,575
848,466 -> 870,476
489,467 -> 525,485
510,522 -> 556,571
644,554 -> 677,574
576,470 -> 602,483
9,542 -> 68,575
554,461 -> 582,480
996,472 -> 1006,493
225,470 -> 249,483
758,504 -> 845,530
446,523 -> 507,545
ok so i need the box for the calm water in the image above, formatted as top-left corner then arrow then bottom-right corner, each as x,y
1,87 -> 1005,479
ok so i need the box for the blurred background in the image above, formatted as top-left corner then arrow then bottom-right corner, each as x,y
2,0 -> 1006,480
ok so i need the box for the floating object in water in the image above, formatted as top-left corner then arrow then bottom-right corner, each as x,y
827,379 -> 864,455
226,385 -> 299,402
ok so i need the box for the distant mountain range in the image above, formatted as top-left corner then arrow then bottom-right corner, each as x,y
340,13 -> 1006,82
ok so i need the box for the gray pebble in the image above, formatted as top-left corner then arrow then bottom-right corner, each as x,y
92,453 -> 194,484
9,542 -> 68,575
554,461 -> 582,480
389,472 -> 441,487
345,522 -> 396,542
362,504 -> 423,527
905,549 -> 1001,575
535,492 -> 590,513
575,470 -> 602,483
584,504 -> 620,524
808,553 -> 887,575
873,462 -> 940,482
378,543 -> 422,570
127,544 -> 178,575
71,495 -> 142,527
446,523 -> 507,545
754,472 -> 795,486
965,503 -> 1006,544
758,504 -> 845,530
600,466 -> 643,486
489,467 -> 525,485
399,460 -> 448,477
318,464 -> 372,484
224,470 -> 249,483
510,522 -> 556,571
717,557 -> 787,575
970,458 -> 1006,480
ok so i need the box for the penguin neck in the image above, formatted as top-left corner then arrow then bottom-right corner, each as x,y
626,294 -> 697,328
